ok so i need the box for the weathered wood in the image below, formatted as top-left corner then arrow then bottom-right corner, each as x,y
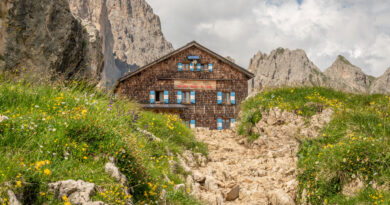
115,44 -> 252,129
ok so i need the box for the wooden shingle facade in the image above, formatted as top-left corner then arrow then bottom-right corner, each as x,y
114,41 -> 254,130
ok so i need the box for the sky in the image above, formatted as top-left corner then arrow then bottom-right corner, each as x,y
146,0 -> 390,77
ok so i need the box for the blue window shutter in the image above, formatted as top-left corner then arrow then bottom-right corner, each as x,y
217,118 -> 222,130
209,63 -> 213,72
190,63 -> 194,71
164,91 -> 169,104
150,91 -> 155,104
231,118 -> 235,129
191,91 -> 196,104
177,91 -> 182,104
178,63 -> 183,71
230,92 -> 236,104
190,120 -> 195,128
196,63 -> 201,71
217,92 -> 222,104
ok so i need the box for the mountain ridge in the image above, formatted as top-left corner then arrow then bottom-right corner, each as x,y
249,49 -> 390,94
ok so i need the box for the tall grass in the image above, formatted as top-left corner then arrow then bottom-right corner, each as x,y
0,73 -> 203,204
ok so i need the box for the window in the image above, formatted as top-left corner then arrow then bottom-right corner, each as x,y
184,120 -> 190,127
222,118 -> 231,130
155,91 -> 164,103
222,92 -> 230,104
183,91 -> 191,104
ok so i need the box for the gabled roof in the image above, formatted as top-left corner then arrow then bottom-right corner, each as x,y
114,41 -> 254,89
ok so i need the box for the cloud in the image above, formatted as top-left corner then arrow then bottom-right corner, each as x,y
146,0 -> 390,76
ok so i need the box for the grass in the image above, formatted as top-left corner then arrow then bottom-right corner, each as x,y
238,87 -> 390,204
0,73 -> 204,204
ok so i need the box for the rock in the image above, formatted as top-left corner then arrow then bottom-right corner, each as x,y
1,0 -> 103,84
194,153 -> 207,167
225,185 -> 240,201
7,190 -> 21,205
49,180 -> 104,205
174,184 -> 185,191
371,67 -> 390,94
324,55 -> 372,93
248,48 -> 325,93
177,155 -> 192,173
193,171 -> 206,183
105,162 -> 127,183
268,189 -> 295,205
68,0 -> 173,87
205,176 -> 218,192
0,115 -> 8,123
342,178 -> 364,197
186,175 -> 194,190
183,150 -> 197,167
136,128 -> 161,142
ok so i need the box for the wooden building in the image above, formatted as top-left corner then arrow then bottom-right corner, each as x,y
114,41 -> 254,130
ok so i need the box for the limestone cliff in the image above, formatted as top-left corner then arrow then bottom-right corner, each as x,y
370,67 -> 390,94
248,48 -> 326,91
68,0 -> 174,87
0,0 -> 103,83
324,55 -> 372,93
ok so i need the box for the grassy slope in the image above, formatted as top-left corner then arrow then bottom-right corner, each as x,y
239,87 -> 390,204
0,75 -> 206,204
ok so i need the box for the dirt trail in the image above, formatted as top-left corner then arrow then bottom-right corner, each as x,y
184,108 -> 333,205
190,128 -> 298,205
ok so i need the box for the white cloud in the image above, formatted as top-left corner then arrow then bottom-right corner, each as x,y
147,0 -> 390,76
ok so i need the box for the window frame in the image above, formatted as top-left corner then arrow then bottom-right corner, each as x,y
155,91 -> 164,104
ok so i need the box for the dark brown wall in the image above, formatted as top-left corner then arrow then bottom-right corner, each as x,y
116,45 -> 250,129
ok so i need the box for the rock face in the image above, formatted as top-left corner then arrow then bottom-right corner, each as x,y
370,67 -> 390,94
68,0 -> 174,87
0,0 -> 103,83
248,48 -> 326,92
324,55 -> 372,93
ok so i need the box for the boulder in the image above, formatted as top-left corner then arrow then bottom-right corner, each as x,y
205,176 -> 218,192
49,180 -> 105,205
268,189 -> 295,205
225,185 -> 240,201
105,162 -> 127,184
193,171 -> 206,183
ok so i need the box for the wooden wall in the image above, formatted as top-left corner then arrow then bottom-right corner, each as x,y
116,45 -> 250,129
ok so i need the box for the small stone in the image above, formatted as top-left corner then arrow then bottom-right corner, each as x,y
268,189 -> 295,205
174,184 -> 185,191
193,171 -> 206,183
225,185 -> 240,201
105,162 -> 127,184
8,190 -> 21,205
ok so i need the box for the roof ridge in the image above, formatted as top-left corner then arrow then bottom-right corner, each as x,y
113,41 -> 254,90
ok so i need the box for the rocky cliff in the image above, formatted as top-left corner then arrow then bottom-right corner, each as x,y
370,67 -> 390,94
68,0 -> 174,87
249,49 -> 390,94
248,48 -> 326,92
323,55 -> 372,93
0,0 -> 103,83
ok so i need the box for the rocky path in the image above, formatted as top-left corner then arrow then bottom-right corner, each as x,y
185,108 -> 333,205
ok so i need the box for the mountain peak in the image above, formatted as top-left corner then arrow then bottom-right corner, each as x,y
249,47 -> 325,91
370,66 -> 390,94
335,55 -> 353,66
